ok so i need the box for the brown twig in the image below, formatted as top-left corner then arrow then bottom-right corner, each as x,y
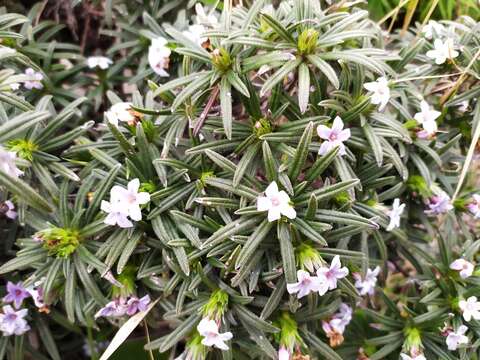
193,85 -> 220,136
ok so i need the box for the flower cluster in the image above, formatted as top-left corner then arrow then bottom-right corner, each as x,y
95,295 -> 151,318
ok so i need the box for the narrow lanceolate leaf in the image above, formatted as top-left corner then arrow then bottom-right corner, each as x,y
236,219 -> 273,268
220,76 -> 233,140
0,249 -> 47,274
304,146 -> 339,183
301,330 -> 343,360
288,121 -> 313,181
100,299 -> 159,360
0,110 -> 49,142
233,142 -> 259,187
145,313 -> 202,352
298,63 -> 310,113
233,304 -> 279,333
260,13 -> 295,43
226,70 -> 250,98
203,216 -> 261,249
262,141 -> 277,182
261,58 -> 301,96
295,179 -> 359,205
277,222 -> 296,284
363,123 -> 383,166
291,218 -> 328,246
307,54 -> 339,89
0,171 -> 53,213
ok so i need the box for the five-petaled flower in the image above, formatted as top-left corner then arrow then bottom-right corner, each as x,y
317,116 -> 351,156
24,68 -> 43,90
0,146 -> 24,179
450,259 -> 474,279
363,77 -> 390,111
86,56 -> 113,70
414,100 -> 441,139
446,325 -> 468,350
102,178 -> 150,228
459,296 -> 480,322
426,38 -> 459,65
316,255 -> 349,295
182,24 -> 208,46
353,266 -> 380,296
257,181 -> 296,222
422,20 -> 445,39
3,282 -> 30,309
287,270 -> 321,298
95,298 -> 127,319
105,102 -> 137,127
425,191 -> 453,214
126,295 -> 151,316
387,198 -> 405,231
1,200 -> 17,220
197,318 -> 233,351
0,305 -> 30,336
148,37 -> 171,77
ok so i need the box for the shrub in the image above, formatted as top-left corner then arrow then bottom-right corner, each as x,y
0,1 -> 479,359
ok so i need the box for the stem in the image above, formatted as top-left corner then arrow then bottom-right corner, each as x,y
87,326 -> 98,360
393,72 -> 463,83
378,0 -> 411,25
144,320 -> 155,360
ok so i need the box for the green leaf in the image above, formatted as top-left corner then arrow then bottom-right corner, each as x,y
0,110 -> 49,142
298,63 -> 310,113
0,171 -> 53,213
278,222 -> 296,284
260,58 -> 301,97
307,54 -> 339,89
226,70 -> 250,98
220,76 -> 233,140
236,219 -> 273,268
288,121 -> 313,181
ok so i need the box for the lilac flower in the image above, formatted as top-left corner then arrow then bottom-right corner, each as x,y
317,116 -> 351,156
467,194 -> 480,218
286,270 -> 321,299
24,68 -> 43,90
126,295 -> 151,316
0,306 -> 30,336
446,325 -> 468,350
425,191 -> 453,214
110,179 -> 151,222
353,266 -> 380,296
94,299 -> 127,319
316,256 -> 349,295
325,303 -> 353,334
450,259 -> 474,279
278,346 -> 290,360
3,282 -> 30,309
0,146 -> 24,179
197,318 -> 233,351
257,181 -> 296,222
1,200 -> 17,220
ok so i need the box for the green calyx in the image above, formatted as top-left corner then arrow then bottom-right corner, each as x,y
297,28 -> 319,55
200,289 -> 229,320
35,227 -> 80,258
274,312 -> 302,349
211,48 -> 232,73
253,118 -> 272,138
8,139 -> 38,161
296,243 -> 323,272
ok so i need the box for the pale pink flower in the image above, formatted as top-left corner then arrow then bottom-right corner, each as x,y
467,194 -> 480,218
287,270 -> 321,298
257,181 -> 296,222
197,318 -> 233,351
317,116 -> 351,156
354,266 -> 380,296
363,77 -> 390,111
446,325 -> 468,350
316,256 -> 349,295
450,259 -> 474,279
459,296 -> 480,322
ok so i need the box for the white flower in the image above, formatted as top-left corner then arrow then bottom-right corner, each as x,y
105,102 -> 135,127
86,56 -> 113,70
422,20 -> 445,39
101,200 -> 133,228
426,38 -> 459,65
363,77 -> 390,111
278,346 -> 290,360
354,266 -> 380,296
257,181 -> 296,222
10,83 -> 20,91
400,354 -> 426,360
287,270 -> 321,298
24,68 -> 43,90
467,194 -> 480,218
425,191 -> 453,214
450,259 -> 474,279
446,325 -> 468,350
197,318 -> 233,351
317,116 -> 351,156
459,296 -> 480,322
110,179 -> 151,221
0,146 -> 24,179
458,100 -> 469,113
195,3 -> 218,27
182,24 -> 207,46
386,198 -> 405,231
414,100 -> 440,139
316,256 -> 349,295
148,37 -> 171,77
